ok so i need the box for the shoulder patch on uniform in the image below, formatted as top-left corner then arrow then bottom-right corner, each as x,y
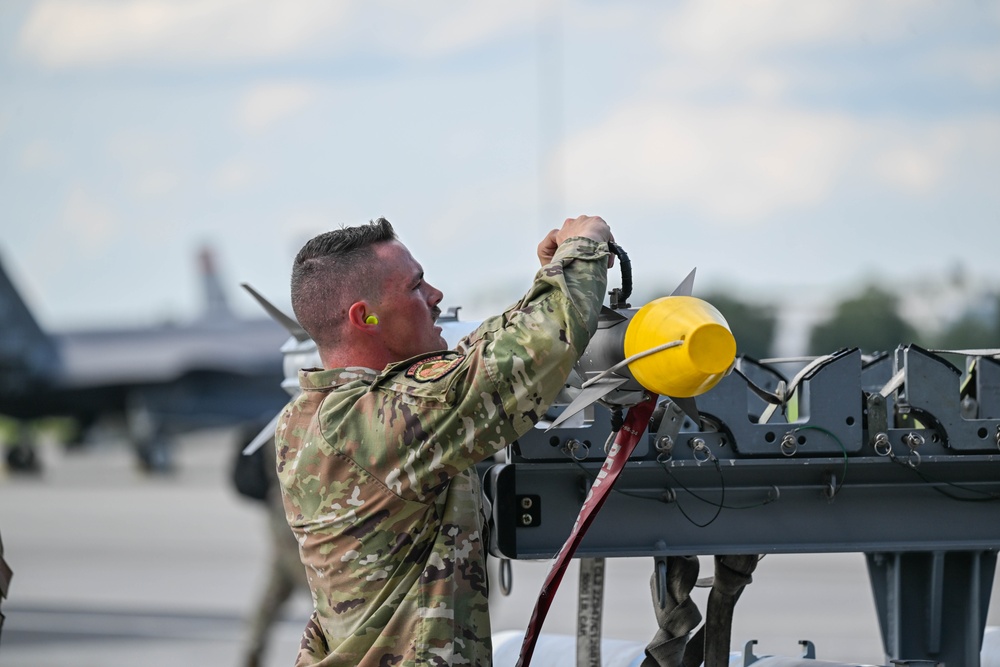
404,354 -> 466,383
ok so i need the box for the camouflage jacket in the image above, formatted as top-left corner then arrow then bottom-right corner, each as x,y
0,530 -> 10,640
276,237 -> 609,666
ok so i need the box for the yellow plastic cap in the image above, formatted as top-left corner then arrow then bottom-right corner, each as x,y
623,296 -> 737,397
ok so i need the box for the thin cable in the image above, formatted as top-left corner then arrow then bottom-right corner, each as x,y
581,340 -> 683,389
886,452 -> 1000,501
790,425 -> 849,493
927,348 -> 1000,357
563,452 -> 777,525
658,464 -> 775,511
758,356 -> 820,364
664,458 -> 724,528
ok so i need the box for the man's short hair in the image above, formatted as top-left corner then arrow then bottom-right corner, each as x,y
291,218 -> 397,348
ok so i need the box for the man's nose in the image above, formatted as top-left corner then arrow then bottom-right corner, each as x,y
428,284 -> 443,307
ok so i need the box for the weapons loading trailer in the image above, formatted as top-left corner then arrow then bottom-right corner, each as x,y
486,347 -> 1000,666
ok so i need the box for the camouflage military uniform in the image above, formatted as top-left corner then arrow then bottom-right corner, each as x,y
0,530 -> 10,641
276,237 -> 609,666
242,435 -> 310,667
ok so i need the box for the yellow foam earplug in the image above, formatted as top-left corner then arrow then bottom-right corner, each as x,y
365,315 -> 379,325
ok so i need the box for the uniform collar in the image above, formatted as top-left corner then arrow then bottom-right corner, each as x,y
297,366 -> 379,391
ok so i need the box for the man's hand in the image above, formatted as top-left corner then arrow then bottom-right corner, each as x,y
537,215 -> 615,267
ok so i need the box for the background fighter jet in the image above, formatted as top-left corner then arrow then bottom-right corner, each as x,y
0,248 -> 289,473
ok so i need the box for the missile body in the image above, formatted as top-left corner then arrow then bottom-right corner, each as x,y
550,290 -> 736,428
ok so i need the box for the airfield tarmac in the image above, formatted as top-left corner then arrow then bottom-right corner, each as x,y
0,428 -> 997,667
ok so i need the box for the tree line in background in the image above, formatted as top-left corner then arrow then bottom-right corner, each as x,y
698,286 -> 1000,361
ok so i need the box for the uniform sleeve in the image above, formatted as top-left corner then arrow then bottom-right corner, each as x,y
455,237 -> 608,357
349,237 -> 609,502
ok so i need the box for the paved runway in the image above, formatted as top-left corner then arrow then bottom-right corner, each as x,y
1,428 -> 997,666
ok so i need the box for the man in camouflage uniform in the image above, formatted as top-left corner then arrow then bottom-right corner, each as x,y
241,433 -> 310,667
278,215 -> 614,666
0,530 -> 10,642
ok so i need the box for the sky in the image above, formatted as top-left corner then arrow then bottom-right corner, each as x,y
1,0 -> 998,338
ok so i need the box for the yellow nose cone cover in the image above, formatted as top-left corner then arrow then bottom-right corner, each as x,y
623,296 -> 736,397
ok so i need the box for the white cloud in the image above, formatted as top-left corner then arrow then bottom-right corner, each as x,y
560,88 -> 1000,223
15,0 -> 545,68
873,145 -> 944,193
628,2 -> 969,125
561,101 -> 857,224
237,81 -> 318,134
927,45 -> 1000,90
551,0 -> 999,224
660,0 -> 936,57
869,116 -> 1000,194
17,0 -> 351,67
373,2 -> 541,58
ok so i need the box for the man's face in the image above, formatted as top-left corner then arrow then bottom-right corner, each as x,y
372,240 -> 447,362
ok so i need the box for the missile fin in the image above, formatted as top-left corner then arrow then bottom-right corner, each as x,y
666,395 -> 701,426
242,411 -> 282,456
241,283 -> 311,342
547,377 -> 629,430
670,268 -> 697,297
598,306 -> 629,324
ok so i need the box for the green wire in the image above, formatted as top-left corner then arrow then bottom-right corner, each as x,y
790,424 -> 849,493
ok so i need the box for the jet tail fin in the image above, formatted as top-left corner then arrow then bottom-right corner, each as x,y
198,246 -> 235,320
0,253 -> 60,390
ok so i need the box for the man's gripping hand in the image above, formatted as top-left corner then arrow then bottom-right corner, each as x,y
537,215 -> 615,267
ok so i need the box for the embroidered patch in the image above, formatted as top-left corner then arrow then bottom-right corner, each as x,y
405,355 -> 465,383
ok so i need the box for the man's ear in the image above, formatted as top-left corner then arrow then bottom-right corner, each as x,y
347,301 -> 378,330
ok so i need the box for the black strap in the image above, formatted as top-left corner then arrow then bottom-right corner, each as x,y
731,367 -> 784,405
682,554 -> 759,667
640,555 -> 702,667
